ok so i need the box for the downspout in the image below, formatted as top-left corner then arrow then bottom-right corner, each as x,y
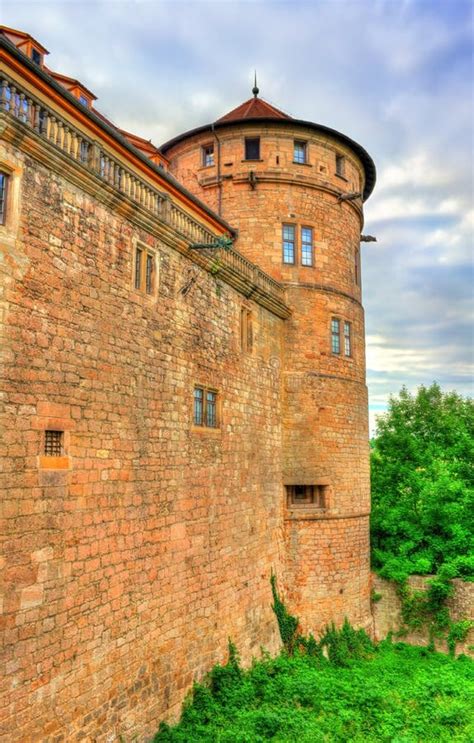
211,123 -> 222,217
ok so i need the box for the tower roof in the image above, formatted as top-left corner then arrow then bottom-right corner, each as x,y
217,96 -> 291,123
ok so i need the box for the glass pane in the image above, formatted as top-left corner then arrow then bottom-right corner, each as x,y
294,142 -> 306,163
206,391 -> 217,427
135,248 -> 142,290
301,227 -> 313,266
245,138 -> 260,160
146,253 -> 154,294
194,388 -> 203,425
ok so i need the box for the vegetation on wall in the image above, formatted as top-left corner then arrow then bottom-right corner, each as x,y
370,383 -> 474,647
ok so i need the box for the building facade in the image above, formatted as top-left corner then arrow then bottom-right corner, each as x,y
0,27 -> 375,742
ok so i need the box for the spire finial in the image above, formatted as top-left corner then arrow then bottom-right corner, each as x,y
252,70 -> 259,98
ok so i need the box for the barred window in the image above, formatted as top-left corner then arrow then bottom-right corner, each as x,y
331,318 -> 341,354
301,227 -> 313,266
293,140 -> 307,164
44,430 -> 63,457
282,224 -> 295,264
202,144 -> 214,167
134,245 -> 156,296
194,387 -> 219,428
344,321 -> 351,356
0,172 -> 9,225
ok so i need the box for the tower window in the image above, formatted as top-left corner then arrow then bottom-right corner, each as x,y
244,137 -> 260,160
134,245 -> 156,296
331,318 -> 341,354
293,140 -> 307,164
0,172 -> 9,225
282,224 -> 295,264
202,144 -> 214,167
44,430 -> 63,457
344,321 -> 352,357
335,154 -> 345,177
301,227 -> 313,266
193,387 -> 219,428
286,485 -> 327,508
240,307 -> 253,353
355,246 -> 361,286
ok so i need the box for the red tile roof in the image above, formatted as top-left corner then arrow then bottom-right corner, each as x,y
217,96 -> 291,123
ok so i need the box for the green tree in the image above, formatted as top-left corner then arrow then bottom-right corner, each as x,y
370,383 -> 474,581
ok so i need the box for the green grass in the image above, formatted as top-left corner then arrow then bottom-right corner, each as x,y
154,641 -> 474,742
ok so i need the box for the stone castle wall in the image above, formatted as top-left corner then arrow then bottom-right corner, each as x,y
0,137 -> 286,742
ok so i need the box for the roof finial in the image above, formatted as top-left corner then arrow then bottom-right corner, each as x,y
252,70 -> 259,98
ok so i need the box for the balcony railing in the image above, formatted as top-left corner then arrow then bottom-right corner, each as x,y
0,73 -> 287,307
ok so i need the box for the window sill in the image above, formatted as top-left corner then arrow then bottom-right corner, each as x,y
293,161 -> 312,167
335,173 -> 348,181
241,159 -> 263,163
191,426 -> 221,436
39,455 -> 70,470
198,165 -> 215,171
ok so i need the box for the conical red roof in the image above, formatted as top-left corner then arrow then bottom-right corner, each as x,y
217,96 -> 291,123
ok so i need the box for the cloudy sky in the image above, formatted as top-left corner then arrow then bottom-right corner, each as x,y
4,0 -> 473,432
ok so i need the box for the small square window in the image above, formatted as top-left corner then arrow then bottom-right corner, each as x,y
134,245 -> 156,296
44,430 -> 63,457
245,137 -> 260,160
202,144 -> 214,167
336,154 -> 345,177
294,140 -> 307,164
0,172 -> 9,226
282,224 -> 295,264
286,485 -> 327,508
194,386 -> 219,428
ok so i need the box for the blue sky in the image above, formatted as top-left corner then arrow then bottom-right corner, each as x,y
4,0 -> 473,433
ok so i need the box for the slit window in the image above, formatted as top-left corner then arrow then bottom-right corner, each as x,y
293,140 -> 307,164
282,224 -> 295,264
134,245 -> 156,296
286,484 -> 327,508
194,386 -> 219,428
240,307 -> 253,353
336,154 -> 345,177
44,430 -> 63,457
344,321 -> 351,357
331,318 -> 341,354
355,246 -> 361,286
301,226 -> 313,266
202,144 -> 214,167
244,137 -> 260,160
0,172 -> 9,225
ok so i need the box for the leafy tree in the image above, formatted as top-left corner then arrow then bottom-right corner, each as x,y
370,383 -> 474,581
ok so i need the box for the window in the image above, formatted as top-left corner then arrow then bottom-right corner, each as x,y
282,224 -> 295,264
286,485 -> 327,508
134,245 -> 156,296
244,137 -> 260,160
240,307 -> 253,353
331,318 -> 340,354
335,154 -> 345,177
294,140 -> 307,164
0,172 -> 9,225
301,227 -> 313,266
44,430 -> 63,457
31,48 -> 42,66
202,144 -> 214,167
344,321 -> 351,357
193,387 -> 219,428
79,94 -> 89,107
354,246 -> 360,286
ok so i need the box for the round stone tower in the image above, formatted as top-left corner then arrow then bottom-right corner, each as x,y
161,90 -> 376,634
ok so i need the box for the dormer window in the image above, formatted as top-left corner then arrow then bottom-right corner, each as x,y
31,48 -> 42,66
79,94 -> 90,107
244,137 -> 260,161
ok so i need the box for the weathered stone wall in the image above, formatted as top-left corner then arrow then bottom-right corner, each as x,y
0,138 -> 286,742
372,574 -> 474,656
167,121 -> 372,635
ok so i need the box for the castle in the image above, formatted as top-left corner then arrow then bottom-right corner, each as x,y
0,26 -> 376,742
